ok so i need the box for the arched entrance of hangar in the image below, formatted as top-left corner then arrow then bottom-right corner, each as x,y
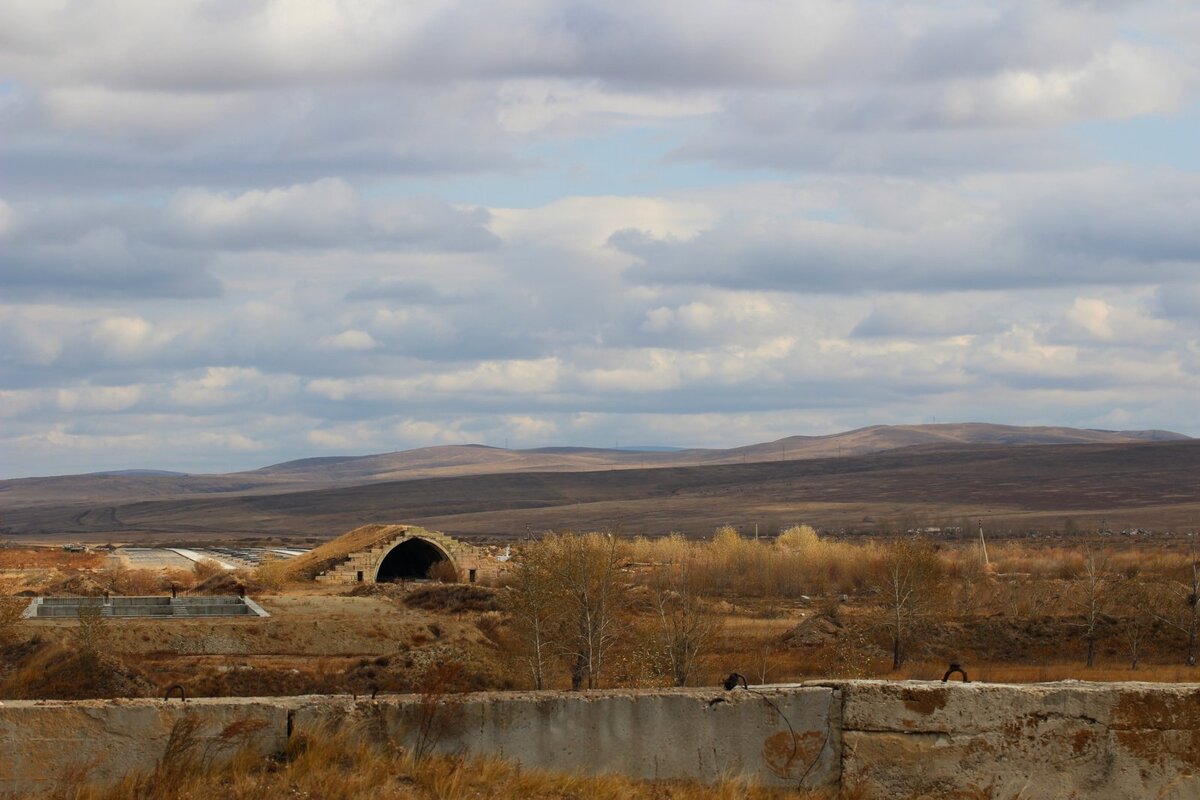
374,537 -> 452,582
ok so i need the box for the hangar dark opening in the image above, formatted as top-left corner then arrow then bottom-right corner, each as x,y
375,538 -> 449,582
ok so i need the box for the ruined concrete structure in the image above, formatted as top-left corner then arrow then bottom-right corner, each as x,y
3,681 -> 1200,797
23,595 -> 269,618
313,526 -> 500,585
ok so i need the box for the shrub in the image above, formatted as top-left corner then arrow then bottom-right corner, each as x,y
405,584 -> 500,613
192,558 -> 225,582
254,555 -> 288,591
0,595 -> 26,645
426,560 -> 460,583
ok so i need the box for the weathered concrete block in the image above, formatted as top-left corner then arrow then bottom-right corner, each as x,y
839,680 -> 1200,799
6,681 -> 1200,798
291,686 -> 840,789
0,698 -> 289,795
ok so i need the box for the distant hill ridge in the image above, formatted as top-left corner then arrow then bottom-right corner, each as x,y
0,423 -> 1187,508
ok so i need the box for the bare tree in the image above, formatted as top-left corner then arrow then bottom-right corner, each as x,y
649,559 -> 719,687
874,538 -> 944,670
74,602 -> 110,671
508,544 -> 556,689
1069,548 -> 1109,668
954,552 -> 987,619
1151,541 -> 1200,666
544,532 -> 627,690
1114,575 -> 1154,670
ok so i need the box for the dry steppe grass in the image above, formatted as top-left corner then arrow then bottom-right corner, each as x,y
281,523 -> 415,580
7,527 -> 1200,703
43,729 -> 815,800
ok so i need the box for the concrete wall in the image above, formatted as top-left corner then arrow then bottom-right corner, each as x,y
2,681 -> 1200,798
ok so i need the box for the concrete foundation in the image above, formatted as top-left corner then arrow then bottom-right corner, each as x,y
23,595 -> 269,618
2,681 -> 1200,798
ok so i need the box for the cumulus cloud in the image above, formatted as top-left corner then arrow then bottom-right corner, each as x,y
618,171 -> 1200,294
165,179 -> 498,251
3,0 -> 1200,477
167,179 -> 365,248
851,297 -> 1007,339
1048,298 -> 1176,347
318,330 -> 378,351
2,225 -> 222,299
3,0 -> 1192,191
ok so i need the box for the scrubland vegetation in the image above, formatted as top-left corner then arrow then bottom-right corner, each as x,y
42,728 -> 814,800
5,526 -> 1200,705
6,529 -> 1200,798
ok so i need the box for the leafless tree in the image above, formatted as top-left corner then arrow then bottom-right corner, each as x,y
1151,541 -> 1200,666
1114,576 -> 1154,670
543,532 -> 628,690
74,603 -> 109,671
508,544 -> 556,689
649,559 -> 719,687
874,538 -> 944,670
1069,548 -> 1109,668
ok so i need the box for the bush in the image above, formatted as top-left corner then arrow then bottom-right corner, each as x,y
254,555 -> 288,591
405,585 -> 500,613
192,558 -> 225,582
191,569 -> 260,595
626,525 -> 876,598
0,640 -> 154,700
0,596 -> 26,645
426,560 -> 460,584
111,567 -> 169,595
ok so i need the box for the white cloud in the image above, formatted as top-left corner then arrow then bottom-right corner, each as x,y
167,178 -> 363,247
4,1 -> 1200,477
169,367 -> 298,409
55,384 -> 143,413
1051,298 -> 1176,347
41,85 -> 250,136
319,329 -> 378,351
306,358 -> 562,402
89,316 -> 171,361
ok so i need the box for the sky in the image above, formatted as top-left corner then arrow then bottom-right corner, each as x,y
2,0 -> 1200,478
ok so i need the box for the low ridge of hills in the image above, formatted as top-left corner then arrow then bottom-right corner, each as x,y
0,424 -> 1186,512
4,437 -> 1199,540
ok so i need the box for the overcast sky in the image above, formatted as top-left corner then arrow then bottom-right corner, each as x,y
2,0 -> 1199,478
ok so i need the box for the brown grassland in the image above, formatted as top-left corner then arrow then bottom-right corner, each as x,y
5,524 -> 1200,798
6,526 -> 1200,700
43,729 -> 821,800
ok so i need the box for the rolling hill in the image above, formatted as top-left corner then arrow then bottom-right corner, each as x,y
3,436 -> 1198,543
1,423 -> 1185,511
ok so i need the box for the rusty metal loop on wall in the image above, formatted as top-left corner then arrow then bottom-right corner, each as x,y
941,663 -> 969,683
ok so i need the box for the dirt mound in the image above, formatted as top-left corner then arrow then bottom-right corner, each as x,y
282,523 -> 419,581
0,641 -> 155,700
781,613 -> 844,648
46,573 -> 109,596
343,583 -> 407,599
191,570 -> 261,595
404,584 -> 500,613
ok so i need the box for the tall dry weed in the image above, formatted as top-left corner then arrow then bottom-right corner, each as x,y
0,578 -> 27,645
38,726 -> 812,800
